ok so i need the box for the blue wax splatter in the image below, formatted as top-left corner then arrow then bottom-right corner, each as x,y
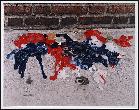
7,42 -> 48,79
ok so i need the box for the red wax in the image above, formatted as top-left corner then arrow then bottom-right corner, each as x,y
113,35 -> 133,47
14,33 -> 45,48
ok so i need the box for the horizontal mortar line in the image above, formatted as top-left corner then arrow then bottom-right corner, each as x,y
31,3 -> 52,6
88,3 -> 133,6
4,16 -> 29,18
104,14 -> 135,17
90,24 -> 134,26
5,23 -> 135,27
61,13 -> 133,17
4,3 -> 34,6
79,13 -> 135,17
89,3 -> 109,6
4,13 -> 135,19
4,27 -> 135,31
106,3 -> 135,5
5,15 -> 58,18
4,24 -> 135,30
33,15 -> 79,18
48,3 -> 92,6
4,26 -> 60,29
5,15 -> 79,19
3,28 -> 135,34
102,13 -> 135,17
71,24 -> 135,29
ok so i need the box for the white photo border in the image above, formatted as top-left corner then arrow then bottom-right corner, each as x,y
1,1 -> 138,109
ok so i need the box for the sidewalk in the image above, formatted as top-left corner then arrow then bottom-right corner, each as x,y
3,28 -> 135,106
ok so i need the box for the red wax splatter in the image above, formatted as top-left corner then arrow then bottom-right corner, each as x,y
113,35 -> 133,47
110,64 -> 115,69
13,33 -> 76,81
100,74 -> 106,84
45,37 -> 56,45
14,33 -> 45,48
84,30 -> 107,43
13,32 -> 133,81
48,46 -> 76,80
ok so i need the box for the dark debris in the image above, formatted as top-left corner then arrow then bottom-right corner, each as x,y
26,76 -> 33,84
75,76 -> 89,85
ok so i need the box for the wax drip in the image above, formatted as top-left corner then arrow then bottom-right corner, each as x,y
7,42 -> 48,79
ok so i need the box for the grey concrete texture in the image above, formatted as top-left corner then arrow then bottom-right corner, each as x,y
3,28 -> 135,106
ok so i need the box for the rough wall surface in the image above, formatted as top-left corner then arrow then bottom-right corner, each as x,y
3,28 -> 135,106
4,3 -> 135,30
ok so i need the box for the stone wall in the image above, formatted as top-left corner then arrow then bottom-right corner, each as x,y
4,3 -> 135,30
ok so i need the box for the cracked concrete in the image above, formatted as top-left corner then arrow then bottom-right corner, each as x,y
3,28 -> 135,106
